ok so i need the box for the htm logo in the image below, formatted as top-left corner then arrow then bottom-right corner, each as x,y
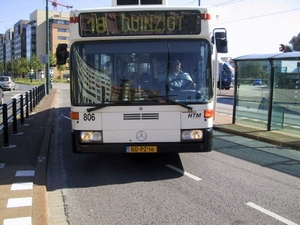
188,113 -> 201,118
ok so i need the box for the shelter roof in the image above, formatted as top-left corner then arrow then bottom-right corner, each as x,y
234,53 -> 280,61
234,52 -> 300,61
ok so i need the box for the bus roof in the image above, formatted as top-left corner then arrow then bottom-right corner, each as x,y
70,5 -> 209,14
111,0 -> 168,6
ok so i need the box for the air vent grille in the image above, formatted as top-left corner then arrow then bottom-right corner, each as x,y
123,113 -> 159,120
117,0 -> 138,5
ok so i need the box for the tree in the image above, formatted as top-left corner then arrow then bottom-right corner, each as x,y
49,51 -> 56,67
7,62 -> 12,76
238,61 -> 267,82
11,58 -> 30,77
19,58 -> 30,76
289,32 -> 300,51
31,54 -> 43,76
0,61 -> 7,75
10,59 -> 18,77
57,64 -> 66,79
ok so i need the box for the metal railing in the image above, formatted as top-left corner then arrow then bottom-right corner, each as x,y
0,84 -> 46,147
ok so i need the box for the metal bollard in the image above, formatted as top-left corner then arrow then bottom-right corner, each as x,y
20,94 -> 24,125
25,92 -> 29,118
2,104 -> 9,146
12,98 -> 17,134
29,90 -> 33,113
32,88 -> 36,109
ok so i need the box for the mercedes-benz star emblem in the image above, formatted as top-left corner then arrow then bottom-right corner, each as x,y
136,130 -> 147,141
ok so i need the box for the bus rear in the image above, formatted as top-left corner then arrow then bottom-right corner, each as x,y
59,0 -> 228,153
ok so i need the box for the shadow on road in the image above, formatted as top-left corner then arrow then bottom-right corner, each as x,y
213,132 -> 300,179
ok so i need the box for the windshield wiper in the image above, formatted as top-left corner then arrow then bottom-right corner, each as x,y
87,101 -> 138,112
87,105 -> 108,112
148,95 -> 193,112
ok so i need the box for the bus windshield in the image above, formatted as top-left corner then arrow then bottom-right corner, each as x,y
70,40 -> 212,105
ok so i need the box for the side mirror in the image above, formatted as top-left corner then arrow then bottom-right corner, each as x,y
56,44 -> 69,65
212,28 -> 228,53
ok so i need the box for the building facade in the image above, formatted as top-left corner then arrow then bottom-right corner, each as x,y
26,20 -> 37,59
13,20 -> 30,59
5,28 -> 14,63
0,34 -> 6,75
0,9 -> 70,78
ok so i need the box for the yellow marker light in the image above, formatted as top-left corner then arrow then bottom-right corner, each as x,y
204,109 -> 214,118
70,111 -> 79,120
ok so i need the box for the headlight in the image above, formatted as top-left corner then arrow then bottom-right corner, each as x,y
181,130 -> 203,141
80,131 -> 102,143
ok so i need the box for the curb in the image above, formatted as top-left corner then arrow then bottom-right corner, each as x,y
32,89 -> 58,225
214,125 -> 300,151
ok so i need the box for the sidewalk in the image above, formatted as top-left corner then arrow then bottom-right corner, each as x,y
0,88 -> 299,225
215,88 -> 300,151
214,112 -> 300,151
0,88 -> 57,225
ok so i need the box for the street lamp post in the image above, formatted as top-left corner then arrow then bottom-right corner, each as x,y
45,0 -> 50,94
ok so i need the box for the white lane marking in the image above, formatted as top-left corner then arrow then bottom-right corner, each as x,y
3,217 -> 32,225
246,202 -> 298,225
11,182 -> 33,191
166,164 -> 201,181
7,197 -> 32,208
15,170 -> 35,177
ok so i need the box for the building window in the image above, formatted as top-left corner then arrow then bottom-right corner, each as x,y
51,19 -> 70,25
57,36 -> 70,40
57,28 -> 69,32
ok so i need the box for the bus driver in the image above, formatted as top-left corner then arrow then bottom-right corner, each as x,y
168,59 -> 195,90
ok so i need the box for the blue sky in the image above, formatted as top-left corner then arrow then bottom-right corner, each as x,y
0,0 -> 299,58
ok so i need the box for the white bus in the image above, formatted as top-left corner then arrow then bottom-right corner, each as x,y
56,0 -> 228,153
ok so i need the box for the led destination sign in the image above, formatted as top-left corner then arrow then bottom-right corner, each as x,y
79,11 -> 201,36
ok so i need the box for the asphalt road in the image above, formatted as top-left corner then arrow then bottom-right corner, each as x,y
2,84 -> 40,104
47,84 -> 300,225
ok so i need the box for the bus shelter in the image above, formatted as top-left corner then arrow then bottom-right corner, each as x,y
232,52 -> 300,134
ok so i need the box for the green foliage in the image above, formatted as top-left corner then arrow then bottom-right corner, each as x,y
31,54 -> 43,72
57,64 -> 66,79
0,61 -> 7,75
238,61 -> 268,81
0,55 -> 44,78
14,78 -> 44,85
53,78 -> 69,83
49,51 -> 56,67
18,58 -> 30,76
14,77 -> 69,85
289,32 -> 300,51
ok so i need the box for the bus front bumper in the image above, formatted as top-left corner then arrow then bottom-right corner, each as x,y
71,129 -> 213,154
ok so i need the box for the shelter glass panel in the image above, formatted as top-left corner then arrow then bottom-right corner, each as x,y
235,60 -> 270,129
273,59 -> 300,134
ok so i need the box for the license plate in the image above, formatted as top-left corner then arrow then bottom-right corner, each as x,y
126,146 -> 157,153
